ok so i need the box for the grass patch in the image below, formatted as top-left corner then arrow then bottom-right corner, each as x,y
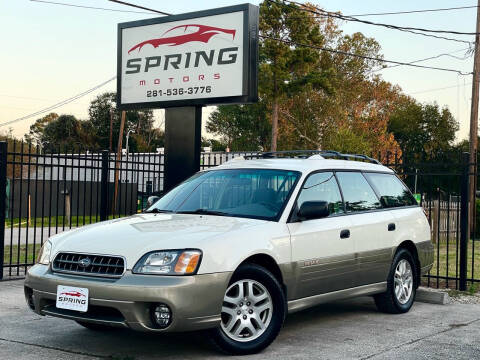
3,244 -> 41,265
430,239 -> 480,284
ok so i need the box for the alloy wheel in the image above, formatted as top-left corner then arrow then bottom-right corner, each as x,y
394,259 -> 413,304
220,279 -> 273,342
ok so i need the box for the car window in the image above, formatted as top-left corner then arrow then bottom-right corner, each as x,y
297,172 -> 344,216
364,173 -> 417,208
149,169 -> 299,221
335,172 -> 381,212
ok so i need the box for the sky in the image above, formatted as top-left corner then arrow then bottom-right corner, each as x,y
0,0 -> 477,142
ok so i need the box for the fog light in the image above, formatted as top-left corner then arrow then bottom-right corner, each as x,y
152,304 -> 172,329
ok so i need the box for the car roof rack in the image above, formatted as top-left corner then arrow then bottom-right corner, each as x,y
244,150 -> 381,165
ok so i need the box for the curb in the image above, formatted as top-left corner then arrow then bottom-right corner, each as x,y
416,287 -> 450,305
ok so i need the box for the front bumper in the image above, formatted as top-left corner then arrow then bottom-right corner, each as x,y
24,264 -> 231,332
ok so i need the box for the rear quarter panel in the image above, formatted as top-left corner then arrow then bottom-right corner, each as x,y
390,206 -> 433,269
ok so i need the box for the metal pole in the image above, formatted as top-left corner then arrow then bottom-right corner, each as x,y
100,150 -> 109,222
460,152 -> 470,291
0,142 -> 7,280
113,111 -> 126,215
109,109 -> 114,153
468,0 -> 480,235
126,129 -> 134,159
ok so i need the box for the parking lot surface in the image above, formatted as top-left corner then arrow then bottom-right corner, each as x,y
1,280 -> 480,360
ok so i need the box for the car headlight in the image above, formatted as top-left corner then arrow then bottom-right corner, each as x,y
37,241 -> 52,265
133,249 -> 202,275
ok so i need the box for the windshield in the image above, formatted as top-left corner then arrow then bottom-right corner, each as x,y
148,169 -> 300,221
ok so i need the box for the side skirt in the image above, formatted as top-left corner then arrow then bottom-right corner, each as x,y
287,282 -> 387,314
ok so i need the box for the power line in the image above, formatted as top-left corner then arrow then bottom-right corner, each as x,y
348,5 -> 479,17
0,76 -> 116,128
29,0 -> 156,14
108,0 -> 171,16
266,0 -> 474,45
377,48 -> 472,71
260,34 -> 472,75
409,82 -> 472,95
287,0 -> 478,35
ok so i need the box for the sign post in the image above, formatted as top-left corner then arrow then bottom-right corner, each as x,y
117,4 -> 258,190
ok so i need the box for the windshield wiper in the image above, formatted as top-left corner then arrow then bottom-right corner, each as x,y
176,209 -> 230,217
144,208 -> 174,214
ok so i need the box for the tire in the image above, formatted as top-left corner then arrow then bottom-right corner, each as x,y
374,248 -> 417,314
209,263 -> 286,355
75,321 -> 117,331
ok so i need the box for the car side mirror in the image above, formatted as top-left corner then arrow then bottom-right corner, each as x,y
146,196 -> 160,208
297,201 -> 330,221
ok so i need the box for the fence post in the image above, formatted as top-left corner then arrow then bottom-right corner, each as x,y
0,142 -> 7,280
100,150 -> 109,222
460,152 -> 470,291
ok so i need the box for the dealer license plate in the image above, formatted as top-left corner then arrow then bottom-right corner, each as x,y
56,285 -> 89,312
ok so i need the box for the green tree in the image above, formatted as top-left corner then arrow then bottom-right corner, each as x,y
40,115 -> 93,152
259,0 -> 327,151
24,113 -> 59,146
88,92 -> 158,152
388,101 -> 459,160
207,102 -> 270,151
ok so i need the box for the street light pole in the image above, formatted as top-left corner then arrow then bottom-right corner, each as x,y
125,129 -> 135,158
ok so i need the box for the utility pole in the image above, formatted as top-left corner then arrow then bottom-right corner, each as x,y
468,0 -> 480,236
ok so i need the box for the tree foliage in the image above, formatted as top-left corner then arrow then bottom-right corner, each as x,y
388,100 -> 459,160
207,1 -> 431,157
23,92 -> 164,153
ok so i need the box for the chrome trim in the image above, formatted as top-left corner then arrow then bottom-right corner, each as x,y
287,282 -> 387,314
51,251 -> 127,278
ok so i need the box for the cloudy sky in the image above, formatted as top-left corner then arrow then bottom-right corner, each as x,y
0,0 -> 476,141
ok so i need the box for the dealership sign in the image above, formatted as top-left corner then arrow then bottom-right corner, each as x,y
117,4 -> 258,109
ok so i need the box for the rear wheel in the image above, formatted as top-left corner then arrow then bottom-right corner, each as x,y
374,248 -> 416,314
209,263 -> 286,355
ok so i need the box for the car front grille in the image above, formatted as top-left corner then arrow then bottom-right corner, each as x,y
52,253 -> 125,278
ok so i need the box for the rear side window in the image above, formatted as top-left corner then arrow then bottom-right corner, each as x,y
297,172 -> 344,215
364,173 -> 417,208
336,172 -> 381,212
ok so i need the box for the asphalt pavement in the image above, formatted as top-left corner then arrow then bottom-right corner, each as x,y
1,280 -> 479,359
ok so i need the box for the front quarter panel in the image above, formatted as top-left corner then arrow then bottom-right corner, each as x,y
196,221 -> 291,275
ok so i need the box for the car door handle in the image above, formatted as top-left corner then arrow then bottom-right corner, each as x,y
388,223 -> 396,231
340,229 -> 350,239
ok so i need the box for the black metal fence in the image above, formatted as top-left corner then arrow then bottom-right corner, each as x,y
1,144 -> 478,291
0,142 -> 163,279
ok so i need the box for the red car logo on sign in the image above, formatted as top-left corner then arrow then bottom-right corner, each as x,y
128,24 -> 236,54
60,291 -> 85,298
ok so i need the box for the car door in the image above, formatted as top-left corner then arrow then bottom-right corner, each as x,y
335,171 -> 395,287
287,171 -> 356,299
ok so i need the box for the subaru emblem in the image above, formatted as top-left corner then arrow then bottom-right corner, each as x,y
78,258 -> 91,268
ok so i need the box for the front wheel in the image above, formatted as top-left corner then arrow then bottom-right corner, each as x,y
209,264 -> 286,355
374,248 -> 417,314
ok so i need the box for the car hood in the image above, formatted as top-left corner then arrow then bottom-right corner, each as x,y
50,213 -> 266,269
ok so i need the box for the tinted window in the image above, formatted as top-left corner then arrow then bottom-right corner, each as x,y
297,172 -> 344,216
364,173 -> 417,208
149,169 -> 299,220
336,172 -> 381,212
